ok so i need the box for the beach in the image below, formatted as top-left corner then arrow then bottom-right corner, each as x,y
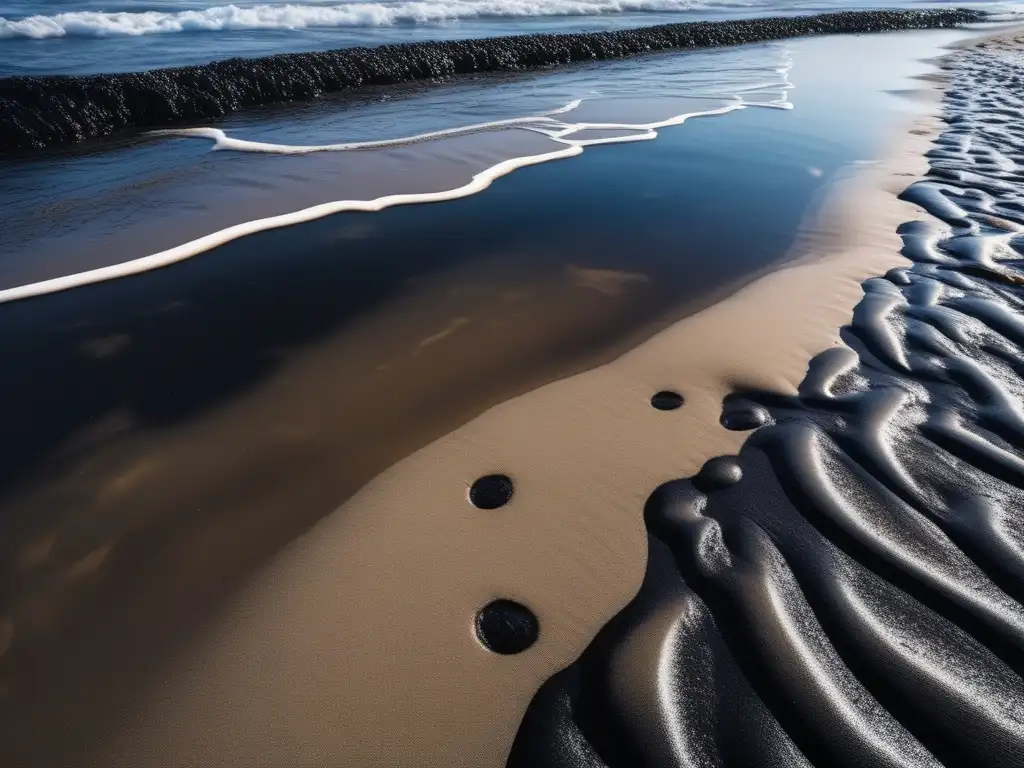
2,3 -> 1024,766
512,28 -> 1024,766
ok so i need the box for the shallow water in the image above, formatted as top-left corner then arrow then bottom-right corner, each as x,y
0,26 -> 971,299
0,31 -> 973,475
0,41 -> 785,289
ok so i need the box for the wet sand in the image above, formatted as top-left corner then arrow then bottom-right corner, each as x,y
0,27 -> 987,768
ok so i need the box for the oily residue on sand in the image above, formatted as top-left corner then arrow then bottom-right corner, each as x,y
509,31 -> 1024,768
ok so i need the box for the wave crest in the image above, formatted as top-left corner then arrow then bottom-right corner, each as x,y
0,0 -> 745,40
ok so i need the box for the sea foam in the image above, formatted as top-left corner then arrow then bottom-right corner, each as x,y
0,0 -> 747,40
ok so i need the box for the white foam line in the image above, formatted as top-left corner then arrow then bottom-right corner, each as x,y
519,125 -> 573,138
557,131 -> 657,147
153,99 -> 585,153
166,99 -> 743,155
559,100 -> 744,133
1,100 -> 775,304
152,98 -> 585,152
0,1 -> 750,40
0,144 -> 580,305
546,98 -> 585,116
158,119 -> 549,153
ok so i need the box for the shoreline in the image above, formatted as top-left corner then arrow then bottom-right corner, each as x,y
0,39 -> 797,296
0,23 -> 997,768
0,8 -> 985,151
511,24 -> 1024,764
68,45 -> 956,768
0,100 -> 748,304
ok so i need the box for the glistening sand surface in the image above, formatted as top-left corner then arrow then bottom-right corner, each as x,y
510,29 -> 1024,765
76,61 -> 948,768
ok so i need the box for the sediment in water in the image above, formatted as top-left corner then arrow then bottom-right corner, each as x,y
0,8 -> 985,151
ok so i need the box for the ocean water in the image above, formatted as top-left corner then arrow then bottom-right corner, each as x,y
0,0 -> 1018,74
0,4 -> 1017,301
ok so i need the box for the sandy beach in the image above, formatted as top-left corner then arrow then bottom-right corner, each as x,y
77,117 -> 939,767
2,6 -> 1024,767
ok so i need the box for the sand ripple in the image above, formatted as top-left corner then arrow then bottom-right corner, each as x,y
509,29 -> 1024,768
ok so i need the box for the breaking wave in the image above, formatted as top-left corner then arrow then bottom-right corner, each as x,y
0,0 -> 755,40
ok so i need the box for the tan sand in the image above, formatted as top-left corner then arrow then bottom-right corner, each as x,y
68,94 -> 945,768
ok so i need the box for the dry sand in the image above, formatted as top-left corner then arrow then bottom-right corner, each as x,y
68,89 -> 948,768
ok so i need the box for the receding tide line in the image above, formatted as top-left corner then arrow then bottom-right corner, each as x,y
0,102 -> 745,305
0,8 -> 984,151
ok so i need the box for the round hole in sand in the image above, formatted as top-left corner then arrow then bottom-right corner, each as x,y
651,391 -> 684,411
469,474 -> 514,509
475,600 -> 539,654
